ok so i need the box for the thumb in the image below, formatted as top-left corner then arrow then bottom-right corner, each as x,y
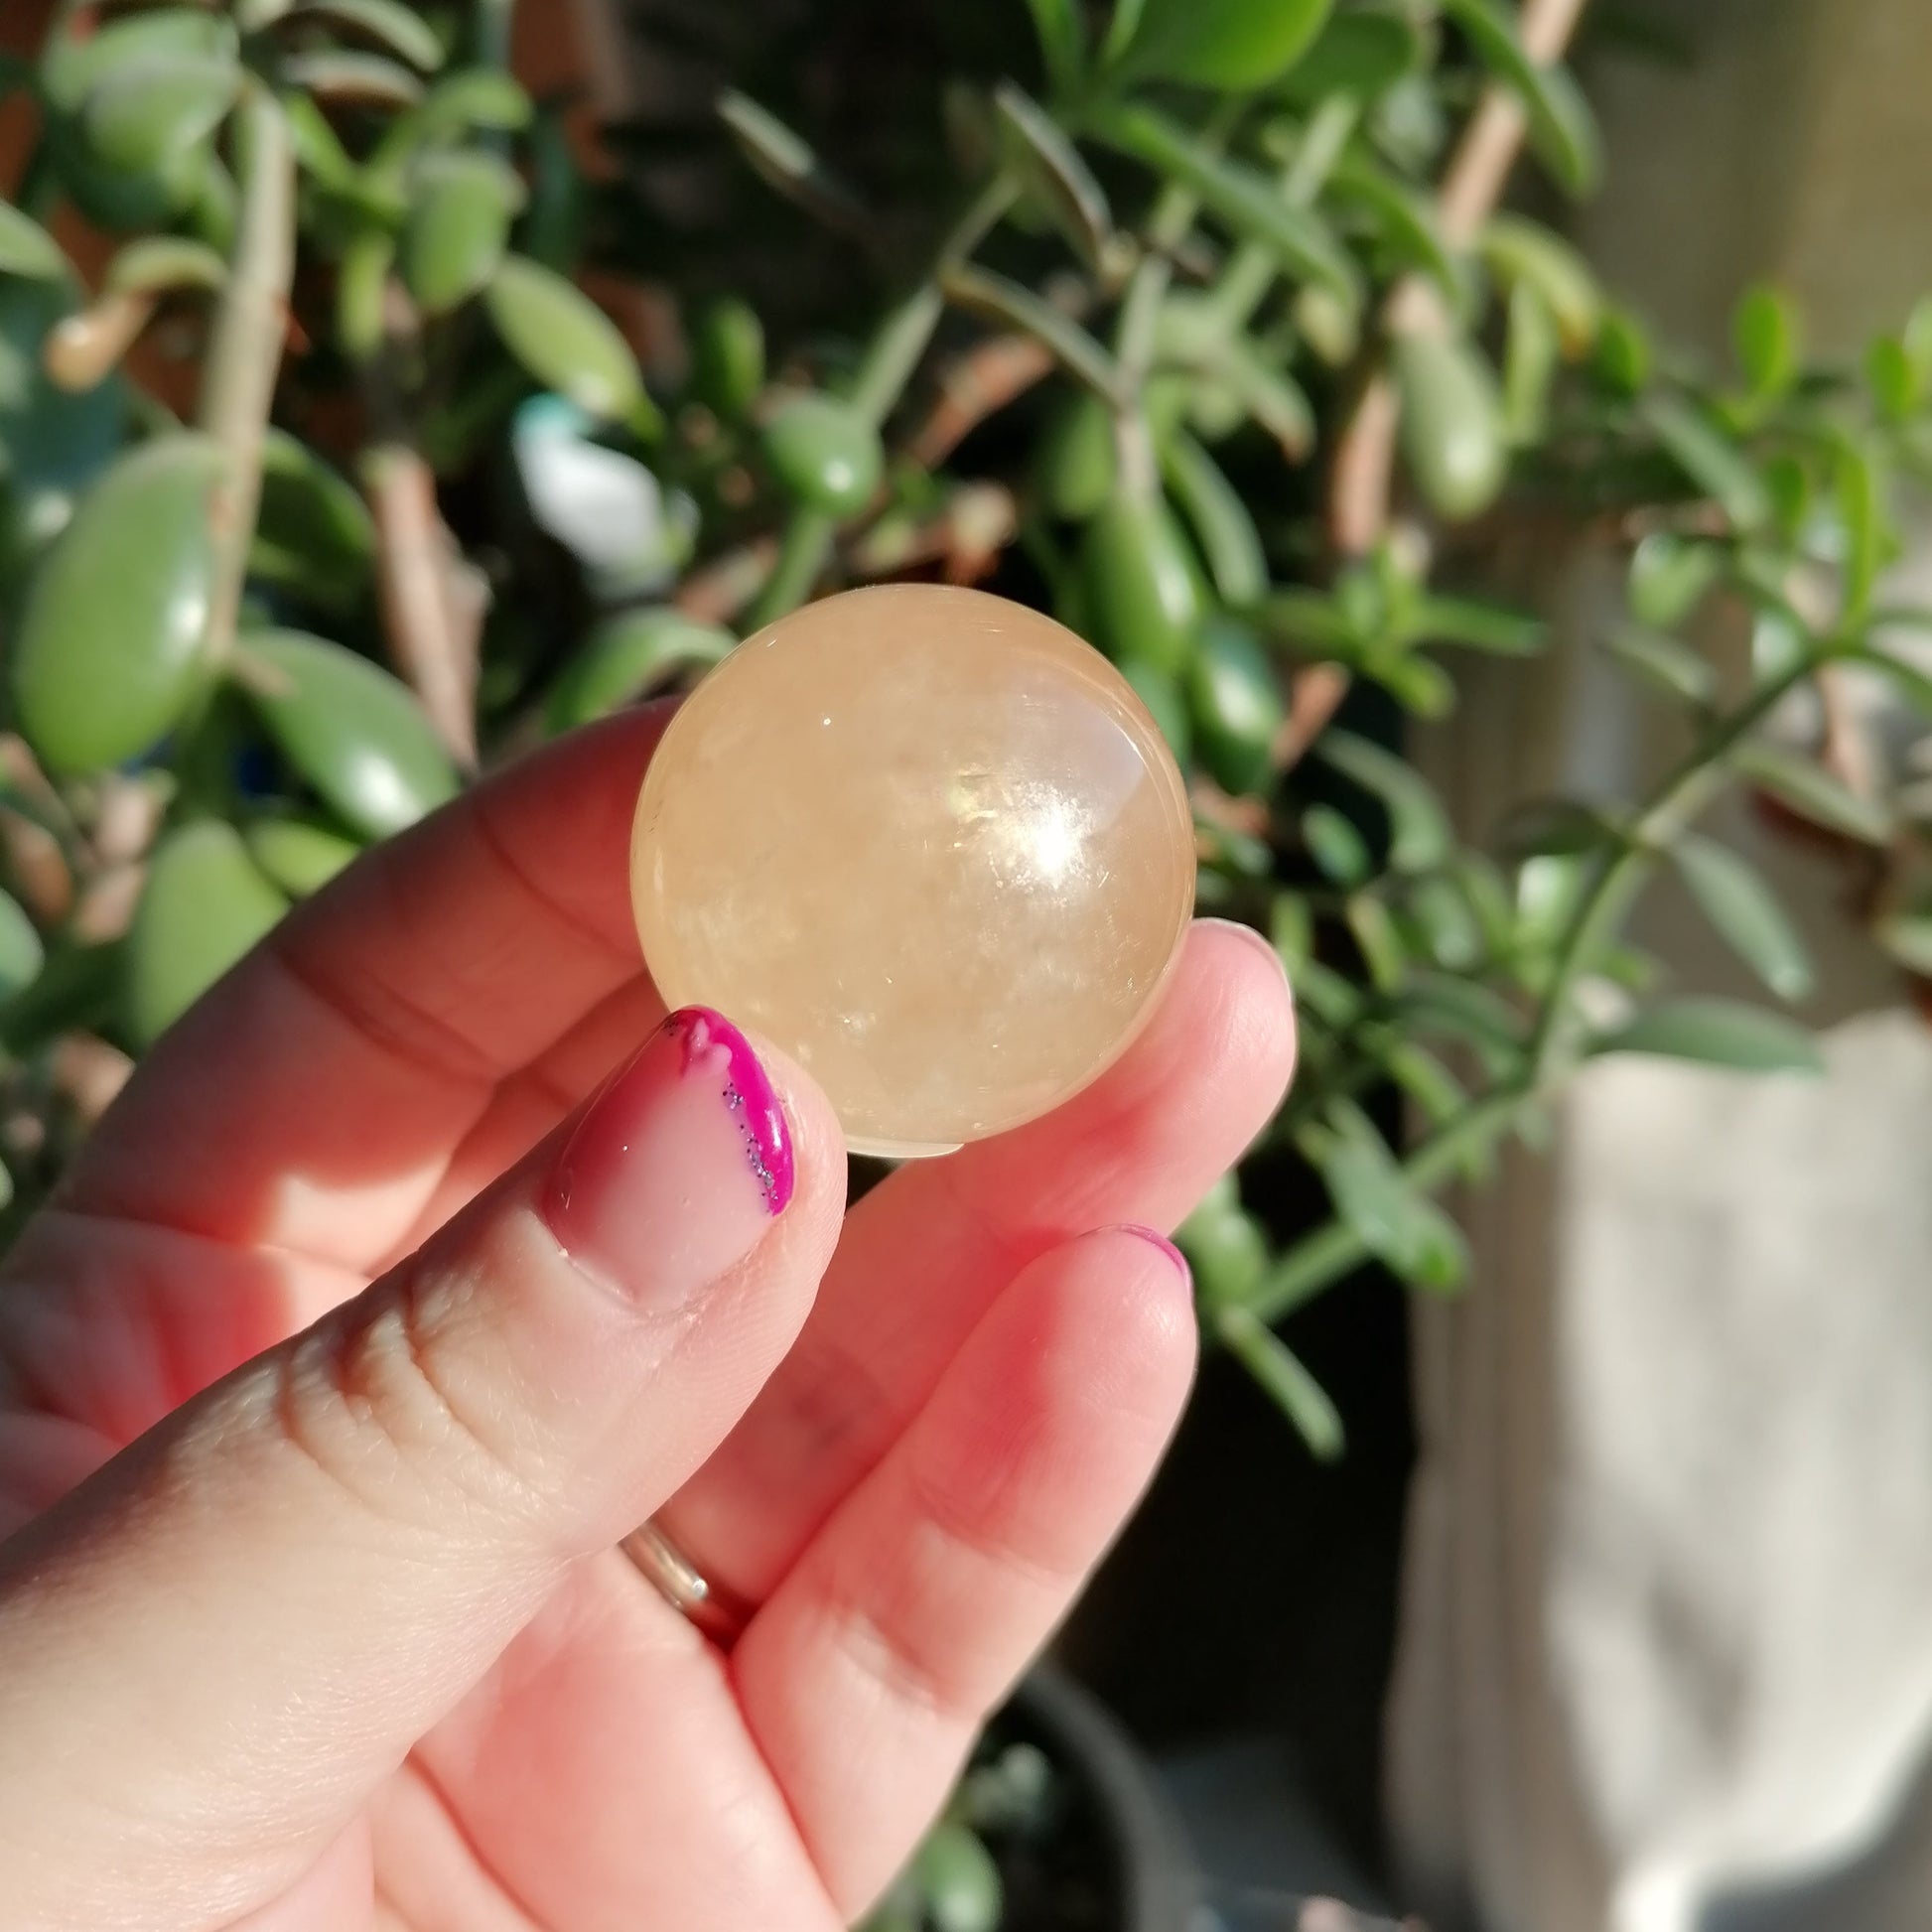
0,1007 -> 843,1930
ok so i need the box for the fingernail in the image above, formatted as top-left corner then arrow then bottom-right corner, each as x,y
546,1007 -> 794,1307
1194,915 -> 1294,998
1108,1223 -> 1192,1293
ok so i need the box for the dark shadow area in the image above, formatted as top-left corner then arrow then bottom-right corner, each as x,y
1060,1253 -> 1417,1889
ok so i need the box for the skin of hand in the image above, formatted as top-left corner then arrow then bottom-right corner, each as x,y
0,704 -> 1296,1932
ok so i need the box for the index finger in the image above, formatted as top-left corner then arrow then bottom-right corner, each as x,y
57,706 -> 669,1273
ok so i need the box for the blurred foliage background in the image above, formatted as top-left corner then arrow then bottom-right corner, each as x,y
6,2 -> 1932,1917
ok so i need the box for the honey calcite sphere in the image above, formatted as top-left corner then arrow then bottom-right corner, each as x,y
630,584 -> 1196,1158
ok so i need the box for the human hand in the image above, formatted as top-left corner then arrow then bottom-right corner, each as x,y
0,707 -> 1295,1931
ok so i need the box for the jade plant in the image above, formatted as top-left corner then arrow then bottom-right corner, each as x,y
3,3 -> 1932,1915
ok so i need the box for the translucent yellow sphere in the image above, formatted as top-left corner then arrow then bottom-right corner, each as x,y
630,584 -> 1195,1157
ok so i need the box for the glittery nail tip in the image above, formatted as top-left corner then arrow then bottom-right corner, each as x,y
666,1007 -> 796,1214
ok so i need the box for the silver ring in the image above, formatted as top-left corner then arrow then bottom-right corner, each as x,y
619,1519 -> 754,1649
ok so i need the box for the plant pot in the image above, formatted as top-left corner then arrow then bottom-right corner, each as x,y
998,1665 -> 1203,1932
985,1668 -> 1416,1932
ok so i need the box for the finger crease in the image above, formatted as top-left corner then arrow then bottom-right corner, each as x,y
403,1758 -> 554,1932
269,935 -> 504,1095
470,795 -> 637,975
901,1450 -> 1067,1602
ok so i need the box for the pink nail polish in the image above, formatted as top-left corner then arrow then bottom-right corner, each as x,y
546,1007 -> 794,1306
1109,1223 -> 1192,1292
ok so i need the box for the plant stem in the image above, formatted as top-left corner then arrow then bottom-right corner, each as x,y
746,174 -> 1018,627
196,84 -> 296,659
1520,657 -> 1813,1077
476,0 -> 518,69
851,174 -> 1018,422
1251,1086 -> 1526,1322
1114,181 -> 1194,383
1326,0 -> 1596,562
1251,650 -> 1826,1323
1102,102 -> 1251,492
1211,95 -> 1358,333
750,509 -> 838,628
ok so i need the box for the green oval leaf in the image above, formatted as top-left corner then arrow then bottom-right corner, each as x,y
80,52 -> 238,183
0,203 -> 68,282
1601,623 -> 1718,709
1101,0 -> 1150,67
335,227 -> 394,365
1119,656 -> 1190,763
1732,740 -> 1890,845
1642,393 -> 1772,533
0,279 -> 127,569
1188,616 -> 1282,794
280,48 -> 424,107
1593,306 -> 1653,395
759,392 -> 883,515
1501,288 -> 1556,445
1184,332 -> 1316,461
1178,1187 -> 1268,1307
41,10 -> 236,115
1673,836 -> 1813,1002
544,609 -> 734,734
1412,593 -> 1544,654
1403,880 -> 1484,977
1116,0 -> 1335,89
403,149 -> 522,317
1304,802 -> 1371,885
1317,1098 -> 1468,1291
1089,103 -> 1361,313
126,820 -> 288,1046
367,67 -> 531,183
1024,0 -> 1087,94
1279,9 -> 1426,102
283,0 -> 447,71
485,254 -> 659,437
1035,389 -> 1118,521
1160,431 -> 1266,605
912,1823 -> 1003,1932
1845,634 -> 1932,716
245,816 -> 363,897
102,233 -> 226,297
1079,489 -> 1203,678
14,434 -> 226,773
1592,996 -> 1823,1075
717,90 -> 868,233
1328,152 -> 1464,309
1733,283 -> 1799,400
1394,332 -> 1507,520
236,628 -> 460,838
1479,213 -> 1599,354
0,890 -> 45,1002
1316,729 -> 1451,873
1628,530 -> 1723,626
1499,795 -> 1618,859
940,264 -> 1122,401
252,429 -> 377,610
1866,334 -> 1919,421
1833,434 -> 1888,623
993,80 -> 1112,268
0,940 -> 116,1054
689,296 -> 764,420
1216,1303 -> 1344,1458
1439,0 -> 1601,195
1874,909 -> 1932,979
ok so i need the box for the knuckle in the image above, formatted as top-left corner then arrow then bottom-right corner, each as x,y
263,1269 -> 548,1539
